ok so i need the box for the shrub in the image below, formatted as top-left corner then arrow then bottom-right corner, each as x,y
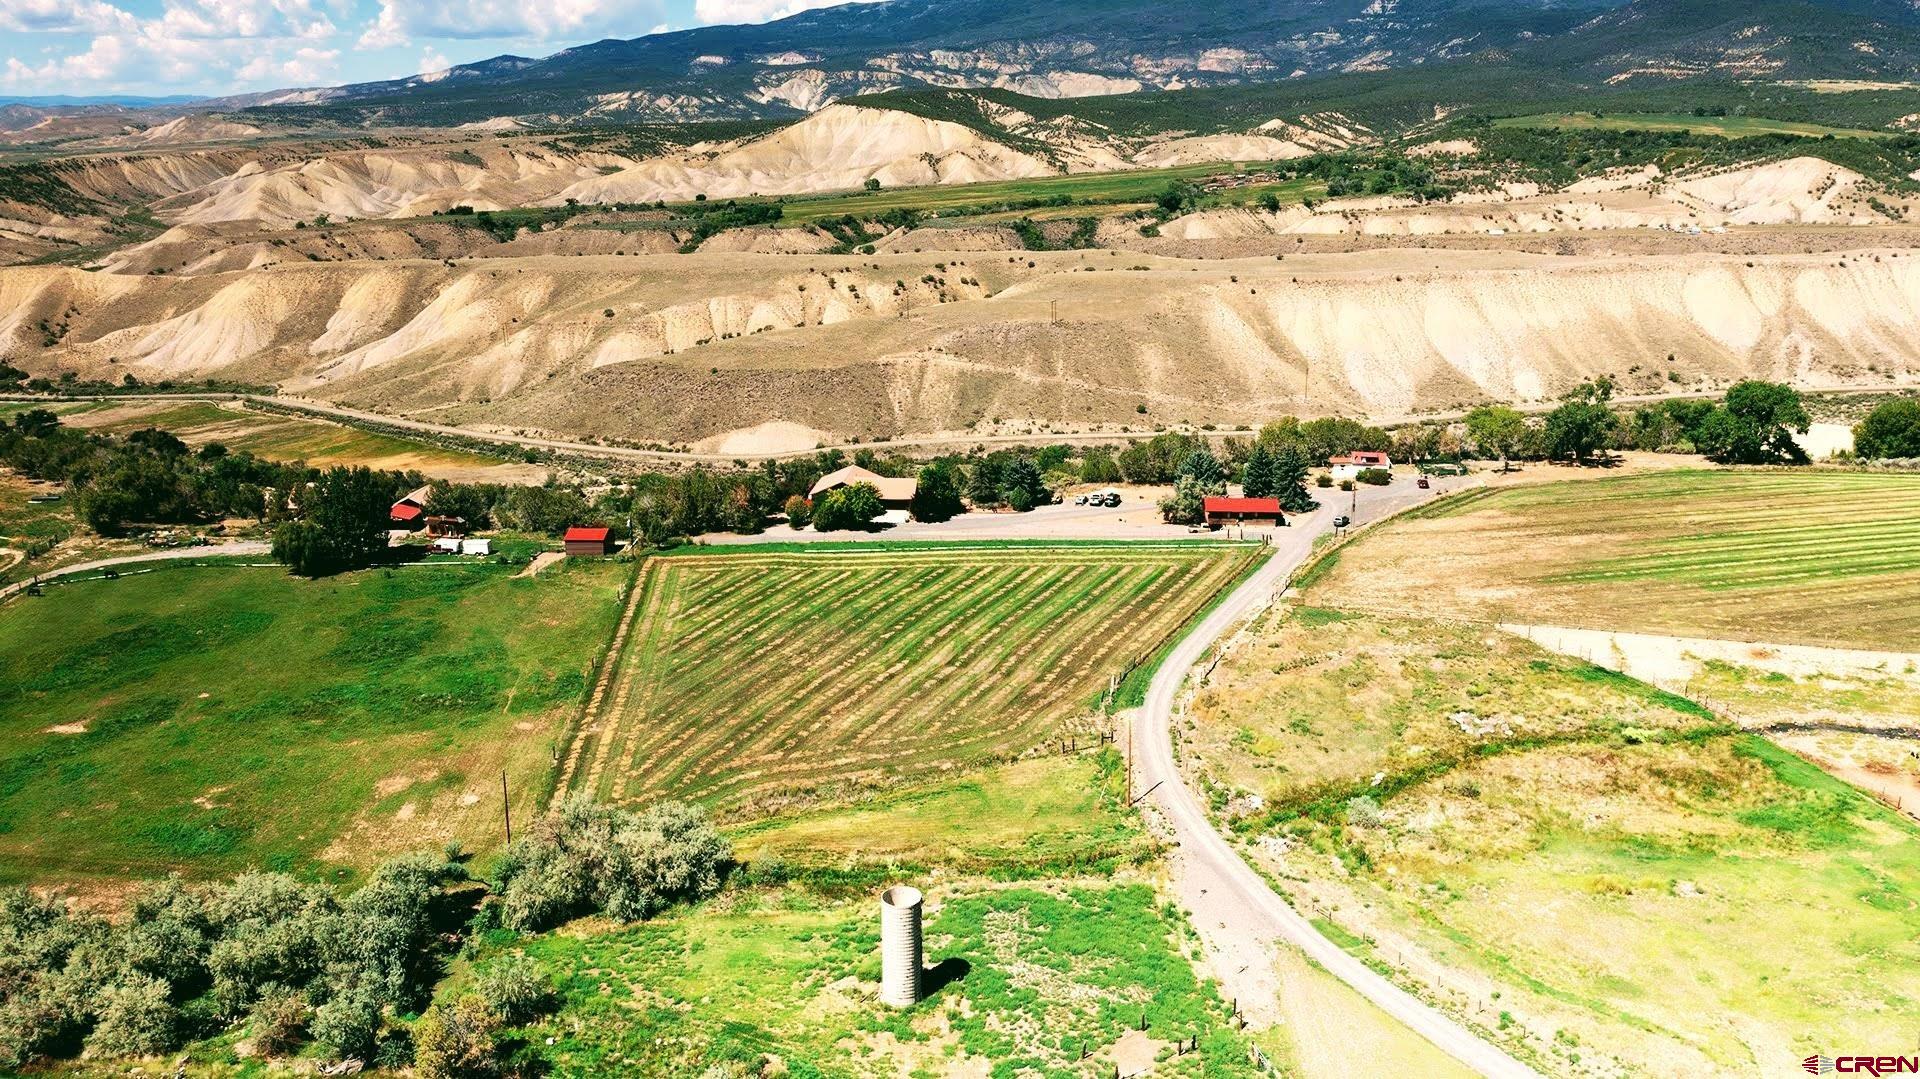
246,992 -> 310,1058
782,494 -> 811,528
1355,467 -> 1392,486
310,986 -> 380,1062
83,975 -> 176,1059
493,799 -> 731,932
471,955 -> 553,1025
414,996 -> 503,1079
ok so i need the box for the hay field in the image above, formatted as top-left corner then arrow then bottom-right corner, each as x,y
0,560 -> 625,885
559,541 -> 1264,813
1312,470 -> 1920,648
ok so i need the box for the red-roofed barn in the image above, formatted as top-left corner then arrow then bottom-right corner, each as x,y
563,526 -> 613,557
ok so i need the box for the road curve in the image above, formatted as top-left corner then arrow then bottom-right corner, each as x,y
1133,488 -> 1542,1079
0,542 -> 272,606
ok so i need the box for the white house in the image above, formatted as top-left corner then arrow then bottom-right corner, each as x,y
1328,451 -> 1391,481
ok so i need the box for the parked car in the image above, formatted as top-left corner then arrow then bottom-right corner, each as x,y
1416,477 -> 1430,489
1333,515 -> 1351,528
1073,494 -> 1088,505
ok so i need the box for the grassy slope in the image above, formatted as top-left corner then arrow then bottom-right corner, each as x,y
0,560 -> 625,885
1194,603 -> 1920,1073
55,400 -> 515,477
729,751 -> 1147,877
1312,470 -> 1920,650
458,883 -> 1256,1078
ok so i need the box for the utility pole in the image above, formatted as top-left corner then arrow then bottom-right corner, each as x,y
500,770 -> 512,847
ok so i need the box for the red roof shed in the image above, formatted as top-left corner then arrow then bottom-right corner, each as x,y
563,526 -> 613,556
1203,496 -> 1282,524
390,501 -> 423,524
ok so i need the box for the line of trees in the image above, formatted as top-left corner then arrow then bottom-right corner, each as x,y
1453,378 -> 1817,466
0,410 -> 424,541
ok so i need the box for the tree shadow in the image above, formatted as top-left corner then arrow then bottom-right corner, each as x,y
923,956 -> 971,996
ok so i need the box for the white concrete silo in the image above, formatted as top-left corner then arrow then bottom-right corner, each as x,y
879,884 -> 923,1007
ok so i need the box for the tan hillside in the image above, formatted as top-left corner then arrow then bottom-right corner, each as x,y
7,244 -> 1917,443
555,103 -> 1068,204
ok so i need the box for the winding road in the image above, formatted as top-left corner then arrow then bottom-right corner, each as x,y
0,542 -> 272,606
1134,481 -> 1542,1079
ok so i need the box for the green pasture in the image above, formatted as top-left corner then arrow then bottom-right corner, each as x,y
0,559 -> 625,885
454,882 -> 1254,1077
1317,470 -> 1920,649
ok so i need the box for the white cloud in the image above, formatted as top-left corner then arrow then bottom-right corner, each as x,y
693,0 -> 879,26
356,0 -> 663,48
0,0 -> 347,92
236,45 -> 340,83
0,0 -> 138,34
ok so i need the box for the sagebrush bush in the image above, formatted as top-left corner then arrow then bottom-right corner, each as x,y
246,992 -> 309,1058
0,849 -> 468,1070
413,996 -> 502,1079
471,955 -> 553,1025
493,798 -> 731,932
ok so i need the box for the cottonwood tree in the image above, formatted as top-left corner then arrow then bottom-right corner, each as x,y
812,483 -> 883,531
910,463 -> 964,522
1695,380 -> 1809,464
271,466 -> 395,577
1465,405 -> 1527,470
1855,398 -> 1920,459
1543,378 -> 1620,463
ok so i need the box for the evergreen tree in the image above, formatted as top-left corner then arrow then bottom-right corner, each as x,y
1241,443 -> 1277,498
1273,446 -> 1317,513
1175,448 -> 1226,493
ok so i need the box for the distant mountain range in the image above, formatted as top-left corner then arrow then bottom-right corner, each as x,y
0,95 -> 203,107
238,0 -> 1920,127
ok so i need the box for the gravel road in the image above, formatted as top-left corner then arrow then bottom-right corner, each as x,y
1134,480 -> 1542,1079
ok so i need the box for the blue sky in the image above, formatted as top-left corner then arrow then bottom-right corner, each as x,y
0,0 -> 845,98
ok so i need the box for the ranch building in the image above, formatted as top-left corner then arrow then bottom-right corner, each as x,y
1203,496 -> 1283,526
389,484 -> 433,530
809,465 -> 918,511
563,526 -> 613,557
1328,451 -> 1391,481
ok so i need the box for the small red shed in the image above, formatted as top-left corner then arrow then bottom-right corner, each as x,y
563,526 -> 613,557
1203,496 -> 1283,526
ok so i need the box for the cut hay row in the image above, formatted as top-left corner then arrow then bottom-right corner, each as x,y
561,543 -> 1259,813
